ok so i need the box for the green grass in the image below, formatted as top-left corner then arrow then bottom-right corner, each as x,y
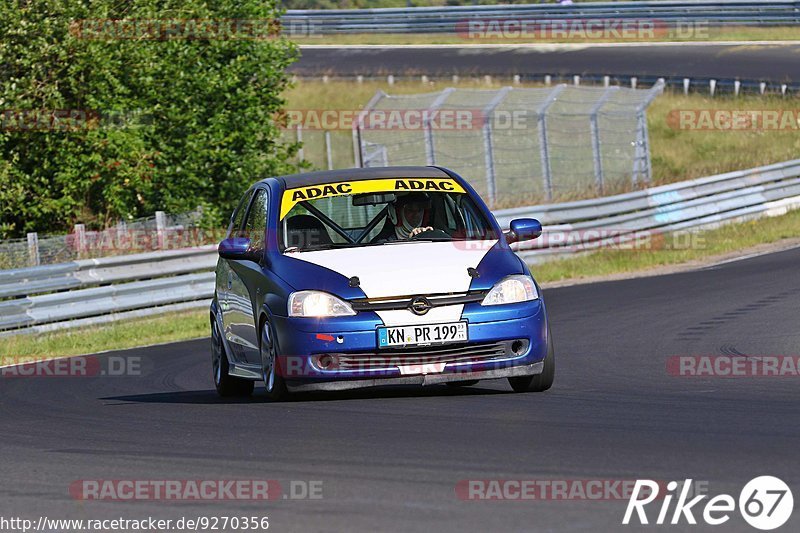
0,309 -> 208,364
294,26 -> 800,45
531,207 -> 800,284
647,94 -> 800,186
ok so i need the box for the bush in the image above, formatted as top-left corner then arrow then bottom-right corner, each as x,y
0,0 -> 300,237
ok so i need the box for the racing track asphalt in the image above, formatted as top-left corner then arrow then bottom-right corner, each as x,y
2,245 -> 800,532
291,43 -> 800,83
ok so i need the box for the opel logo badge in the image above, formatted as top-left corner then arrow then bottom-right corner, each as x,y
409,296 -> 432,315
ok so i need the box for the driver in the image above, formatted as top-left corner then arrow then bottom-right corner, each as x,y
382,192 -> 434,240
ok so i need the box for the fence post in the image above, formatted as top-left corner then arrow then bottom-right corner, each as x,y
354,90 -> 386,168
155,211 -> 167,250
296,124 -> 304,161
74,224 -> 86,256
633,113 -> 648,187
27,232 -> 40,266
423,88 -> 454,166
352,123 -> 361,168
536,84 -> 566,202
325,131 -> 334,170
116,220 -> 128,253
481,87 -> 511,208
632,79 -> 665,186
589,86 -> 619,195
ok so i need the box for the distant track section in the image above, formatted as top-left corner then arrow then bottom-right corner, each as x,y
292,43 -> 800,91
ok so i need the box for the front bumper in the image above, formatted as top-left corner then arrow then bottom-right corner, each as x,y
287,361 -> 543,392
271,299 -> 548,391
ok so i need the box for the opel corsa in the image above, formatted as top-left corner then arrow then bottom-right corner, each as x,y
211,166 -> 554,399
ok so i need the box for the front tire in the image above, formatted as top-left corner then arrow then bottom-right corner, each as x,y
211,319 -> 254,397
508,329 -> 555,393
260,321 -> 288,401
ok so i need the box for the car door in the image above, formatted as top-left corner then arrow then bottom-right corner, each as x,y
228,187 -> 269,365
219,189 -> 253,363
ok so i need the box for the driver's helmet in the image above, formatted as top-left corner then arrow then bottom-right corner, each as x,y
389,192 -> 431,238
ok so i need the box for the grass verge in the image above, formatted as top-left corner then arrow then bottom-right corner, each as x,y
531,208 -> 800,284
0,309 -> 208,364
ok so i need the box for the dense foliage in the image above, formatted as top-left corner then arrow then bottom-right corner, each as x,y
0,0 -> 300,237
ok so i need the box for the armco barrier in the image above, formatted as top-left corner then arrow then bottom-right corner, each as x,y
0,247 -> 217,335
0,246 -> 217,299
499,159 -> 800,261
3,158 -> 800,334
283,1 -> 800,35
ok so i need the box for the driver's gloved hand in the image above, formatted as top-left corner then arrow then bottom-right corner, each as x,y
408,226 -> 434,238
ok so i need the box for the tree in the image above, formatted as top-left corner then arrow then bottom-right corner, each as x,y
0,0 -> 300,237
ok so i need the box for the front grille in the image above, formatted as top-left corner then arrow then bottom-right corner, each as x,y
328,340 -> 524,370
349,291 -> 487,312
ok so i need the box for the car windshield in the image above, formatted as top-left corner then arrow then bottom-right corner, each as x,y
279,178 -> 498,252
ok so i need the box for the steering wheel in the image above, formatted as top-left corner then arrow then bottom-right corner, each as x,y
410,229 -> 451,240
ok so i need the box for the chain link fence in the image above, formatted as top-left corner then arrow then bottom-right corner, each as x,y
0,210 -> 211,270
354,82 -> 663,208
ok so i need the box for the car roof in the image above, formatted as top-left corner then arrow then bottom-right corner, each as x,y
268,166 -> 452,189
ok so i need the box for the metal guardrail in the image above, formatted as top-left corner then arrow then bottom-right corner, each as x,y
496,158 -> 800,261
0,248 -> 217,335
3,158 -> 800,334
283,1 -> 800,35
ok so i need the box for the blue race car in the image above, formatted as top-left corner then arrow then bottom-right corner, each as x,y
211,166 -> 554,399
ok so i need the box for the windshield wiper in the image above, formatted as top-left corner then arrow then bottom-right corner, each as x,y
284,243 -> 361,253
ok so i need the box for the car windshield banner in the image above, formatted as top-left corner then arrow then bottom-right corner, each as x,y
279,178 -> 466,219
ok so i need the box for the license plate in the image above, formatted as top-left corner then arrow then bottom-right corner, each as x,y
377,321 -> 468,348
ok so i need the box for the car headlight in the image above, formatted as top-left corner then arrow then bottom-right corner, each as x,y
481,275 -> 538,306
288,290 -> 356,317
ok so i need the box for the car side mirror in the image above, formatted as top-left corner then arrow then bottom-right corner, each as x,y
218,237 -> 254,260
505,218 -> 542,244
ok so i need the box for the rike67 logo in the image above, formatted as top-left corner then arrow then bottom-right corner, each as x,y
623,477 -> 793,530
